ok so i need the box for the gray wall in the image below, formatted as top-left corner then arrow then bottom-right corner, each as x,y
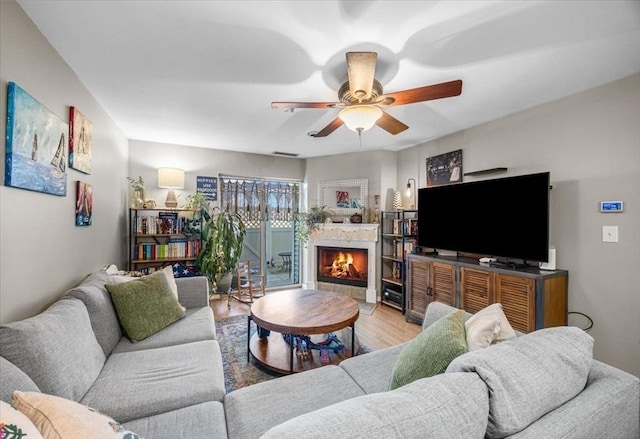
128,140 -> 306,209
396,74 -> 640,376
0,0 -> 129,323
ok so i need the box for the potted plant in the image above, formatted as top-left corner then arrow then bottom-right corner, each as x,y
127,176 -> 145,208
295,205 -> 333,246
196,204 -> 246,294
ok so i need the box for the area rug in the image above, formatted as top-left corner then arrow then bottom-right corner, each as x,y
216,314 -> 371,393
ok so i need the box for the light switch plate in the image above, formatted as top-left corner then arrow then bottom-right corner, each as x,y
602,226 -> 619,243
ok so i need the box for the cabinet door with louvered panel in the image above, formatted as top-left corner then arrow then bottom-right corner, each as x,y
431,262 -> 456,306
494,273 -> 535,333
406,257 -> 430,323
459,267 -> 495,314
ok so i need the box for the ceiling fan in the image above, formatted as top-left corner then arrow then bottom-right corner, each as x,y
271,52 -> 463,137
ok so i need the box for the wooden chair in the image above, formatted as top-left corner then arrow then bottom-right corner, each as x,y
228,260 -> 265,308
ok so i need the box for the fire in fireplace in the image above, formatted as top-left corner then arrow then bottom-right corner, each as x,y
317,246 -> 368,287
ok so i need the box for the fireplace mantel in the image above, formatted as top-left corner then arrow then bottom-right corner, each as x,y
305,223 -> 379,303
310,224 -> 379,243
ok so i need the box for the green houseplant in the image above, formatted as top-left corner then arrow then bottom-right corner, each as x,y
196,204 -> 246,294
295,205 -> 333,246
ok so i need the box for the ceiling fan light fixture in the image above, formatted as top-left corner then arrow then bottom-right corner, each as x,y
338,105 -> 383,132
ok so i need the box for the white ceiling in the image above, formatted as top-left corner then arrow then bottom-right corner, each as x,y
17,1 -> 640,159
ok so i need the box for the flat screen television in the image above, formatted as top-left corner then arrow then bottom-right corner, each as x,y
417,171 -> 550,263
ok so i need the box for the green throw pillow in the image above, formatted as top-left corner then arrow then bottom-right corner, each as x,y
390,309 -> 468,390
106,271 -> 185,342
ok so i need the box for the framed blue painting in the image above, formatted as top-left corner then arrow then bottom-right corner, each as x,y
5,82 -> 68,196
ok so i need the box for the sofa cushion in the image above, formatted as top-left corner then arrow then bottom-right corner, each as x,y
339,343 -> 405,394
446,326 -> 594,438
0,400 -> 43,439
0,357 -> 40,404
106,271 -> 185,342
123,401 -> 227,439
81,340 -> 225,423
0,299 -> 105,401
12,391 -> 142,439
465,303 -> 517,350
261,372 -> 489,439
111,306 -> 216,354
225,365 -> 366,439
390,309 -> 467,390
65,270 -> 132,355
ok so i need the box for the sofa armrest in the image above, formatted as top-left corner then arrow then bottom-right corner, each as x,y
175,276 -> 210,308
507,360 -> 639,439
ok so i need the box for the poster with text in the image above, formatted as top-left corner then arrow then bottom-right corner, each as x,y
197,176 -> 217,202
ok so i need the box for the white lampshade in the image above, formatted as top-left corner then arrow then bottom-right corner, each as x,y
338,105 -> 383,132
157,167 -> 185,189
158,168 -> 185,208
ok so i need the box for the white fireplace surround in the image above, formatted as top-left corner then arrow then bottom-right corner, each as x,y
304,223 -> 379,303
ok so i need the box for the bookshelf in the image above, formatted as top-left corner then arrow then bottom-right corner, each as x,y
380,210 -> 418,313
128,208 -> 201,273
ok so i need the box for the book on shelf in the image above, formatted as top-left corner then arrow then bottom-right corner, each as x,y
158,211 -> 179,234
392,219 -> 402,235
403,218 -> 418,236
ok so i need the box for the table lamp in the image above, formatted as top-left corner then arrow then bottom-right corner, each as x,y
158,167 -> 184,208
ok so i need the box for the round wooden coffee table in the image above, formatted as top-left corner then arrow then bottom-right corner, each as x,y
247,289 -> 359,374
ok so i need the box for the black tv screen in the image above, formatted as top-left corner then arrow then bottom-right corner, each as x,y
417,172 -> 550,262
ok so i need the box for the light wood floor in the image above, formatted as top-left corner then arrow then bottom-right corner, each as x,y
210,292 -> 422,351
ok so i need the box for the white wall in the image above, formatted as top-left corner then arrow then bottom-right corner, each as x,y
0,0 -> 129,323
397,74 -> 640,376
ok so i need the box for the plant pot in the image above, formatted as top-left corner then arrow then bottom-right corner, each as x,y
215,272 -> 233,294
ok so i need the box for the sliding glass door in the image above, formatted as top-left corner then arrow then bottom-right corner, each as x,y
220,176 -> 301,288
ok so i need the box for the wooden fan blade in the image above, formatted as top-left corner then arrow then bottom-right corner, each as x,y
271,102 -> 338,109
381,80 -> 463,107
346,52 -> 377,101
376,111 -> 409,135
310,117 -> 344,137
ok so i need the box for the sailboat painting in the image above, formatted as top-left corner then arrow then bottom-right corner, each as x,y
5,82 -> 68,196
75,181 -> 93,226
69,106 -> 92,174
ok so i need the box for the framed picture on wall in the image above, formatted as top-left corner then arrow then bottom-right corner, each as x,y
426,149 -> 463,187
69,106 -> 92,174
75,181 -> 93,226
5,82 -> 68,196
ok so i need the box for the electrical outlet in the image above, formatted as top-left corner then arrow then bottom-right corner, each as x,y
602,226 -> 619,243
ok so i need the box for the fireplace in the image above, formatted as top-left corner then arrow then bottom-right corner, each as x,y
305,223 -> 379,303
317,246 -> 368,287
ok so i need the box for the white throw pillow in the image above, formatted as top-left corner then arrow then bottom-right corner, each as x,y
163,265 -> 186,312
465,303 -> 516,351
1,400 -> 44,439
12,391 -> 142,439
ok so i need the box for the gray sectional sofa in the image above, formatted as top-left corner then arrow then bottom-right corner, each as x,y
1,269 -> 639,438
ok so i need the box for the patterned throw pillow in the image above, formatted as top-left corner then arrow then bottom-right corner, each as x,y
1,400 -> 43,439
172,262 -> 196,278
12,391 -> 142,439
390,309 -> 468,390
106,271 -> 185,342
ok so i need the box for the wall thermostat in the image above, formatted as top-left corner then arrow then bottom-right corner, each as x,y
600,201 -> 623,212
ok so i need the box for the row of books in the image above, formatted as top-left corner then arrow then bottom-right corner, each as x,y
391,261 -> 403,280
134,212 -> 189,235
395,238 -> 417,258
391,218 -> 418,236
133,239 -> 201,261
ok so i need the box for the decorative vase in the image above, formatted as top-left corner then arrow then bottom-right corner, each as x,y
393,191 -> 403,210
133,190 -> 144,208
350,213 -> 362,224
